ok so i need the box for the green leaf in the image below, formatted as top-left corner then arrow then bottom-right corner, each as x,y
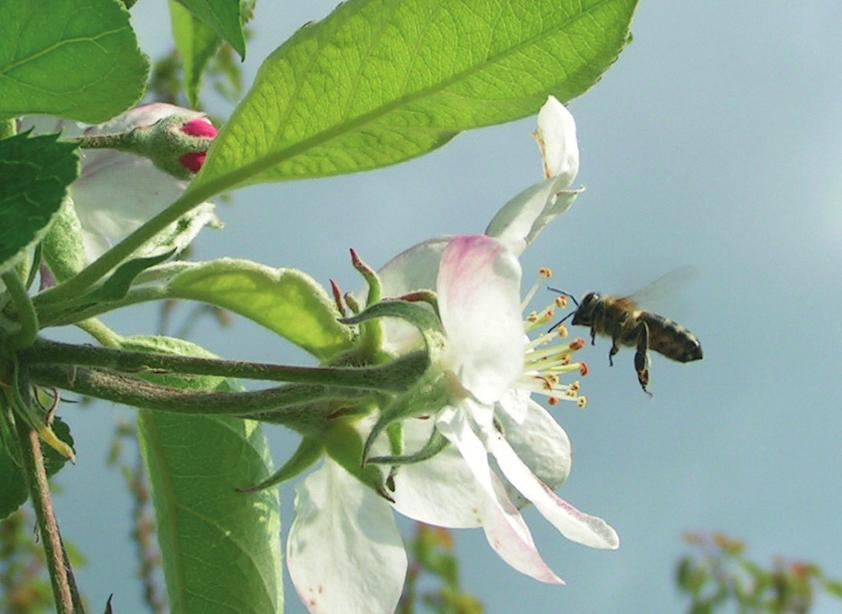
191,0 -> 637,195
0,416 -> 74,520
175,0 -> 246,59
166,260 -> 354,361
0,0 -> 150,123
89,249 -> 176,302
127,336 -> 283,614
0,133 -> 79,274
170,1 -> 224,108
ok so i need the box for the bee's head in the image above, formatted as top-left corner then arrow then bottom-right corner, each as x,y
571,291 -> 600,326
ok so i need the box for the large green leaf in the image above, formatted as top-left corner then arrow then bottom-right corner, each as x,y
170,1 -> 224,108
175,0 -> 246,59
191,0 -> 637,195
0,133 -> 79,274
0,416 -> 75,520
166,260 -> 354,361
0,0 -> 149,123
129,336 -> 282,614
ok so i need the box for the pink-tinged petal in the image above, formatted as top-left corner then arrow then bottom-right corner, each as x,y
179,152 -> 207,173
388,415 -> 485,528
287,460 -> 407,614
376,238 -> 450,354
436,405 -> 564,584
485,177 -> 581,256
498,399 -> 572,492
437,236 -> 525,404
182,117 -> 218,138
536,96 -> 579,183
484,425 -> 619,550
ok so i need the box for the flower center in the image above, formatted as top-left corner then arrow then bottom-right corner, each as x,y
519,267 -> 588,409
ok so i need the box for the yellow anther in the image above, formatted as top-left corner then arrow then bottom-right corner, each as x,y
554,295 -> 568,309
555,325 -> 569,338
538,267 -> 553,279
577,396 -> 588,409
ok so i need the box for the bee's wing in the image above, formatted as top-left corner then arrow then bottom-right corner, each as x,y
621,265 -> 699,307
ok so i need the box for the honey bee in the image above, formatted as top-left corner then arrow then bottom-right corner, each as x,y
550,277 -> 703,396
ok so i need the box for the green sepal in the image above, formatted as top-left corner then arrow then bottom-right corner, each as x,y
324,420 -> 389,500
341,299 -> 445,355
237,437 -> 323,493
362,371 -> 450,466
87,249 -> 176,302
367,426 -> 449,467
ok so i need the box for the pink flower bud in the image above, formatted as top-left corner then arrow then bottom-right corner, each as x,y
179,152 -> 208,173
181,118 -> 218,139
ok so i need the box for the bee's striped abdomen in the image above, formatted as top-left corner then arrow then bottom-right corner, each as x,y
642,313 -> 703,363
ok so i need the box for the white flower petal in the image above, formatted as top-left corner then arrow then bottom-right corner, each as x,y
376,237 -> 450,354
485,177 -> 581,256
436,405 -> 563,584
389,415 -> 485,528
496,388 -> 530,424
484,425 -> 619,550
437,236 -> 525,404
287,459 -> 407,614
497,398 -> 572,491
71,151 -> 192,261
536,96 -> 579,183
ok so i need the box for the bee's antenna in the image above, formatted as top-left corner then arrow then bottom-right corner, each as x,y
548,310 -> 575,333
547,287 -> 579,308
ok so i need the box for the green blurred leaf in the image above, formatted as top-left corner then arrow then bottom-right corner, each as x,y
824,579 -> 842,599
0,417 -> 74,520
170,1 -> 223,108
0,133 -> 79,274
175,0 -> 245,58
89,249 -> 176,302
166,259 -> 354,360
127,336 -> 283,614
192,0 -> 637,195
0,0 -> 149,123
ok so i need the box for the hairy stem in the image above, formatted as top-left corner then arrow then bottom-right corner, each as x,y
12,407 -> 76,612
1,271 -> 39,350
75,319 -> 123,348
23,339 -> 428,392
28,365 -> 368,432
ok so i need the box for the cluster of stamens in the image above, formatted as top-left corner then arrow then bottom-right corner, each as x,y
518,268 -> 588,409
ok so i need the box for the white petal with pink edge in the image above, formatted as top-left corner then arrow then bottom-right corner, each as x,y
436,405 -> 564,584
437,236 -> 525,404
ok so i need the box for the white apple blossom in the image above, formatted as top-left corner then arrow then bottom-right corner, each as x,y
381,235 -> 618,584
284,95 -> 595,612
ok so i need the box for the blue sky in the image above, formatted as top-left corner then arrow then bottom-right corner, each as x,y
51,1 -> 842,612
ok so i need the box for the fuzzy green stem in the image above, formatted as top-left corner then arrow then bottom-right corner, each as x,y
11,398 -> 76,613
75,319 -> 123,348
28,364 -> 370,432
34,184 -> 217,308
2,271 -> 39,350
23,338 -> 428,392
39,286 -> 168,327
73,133 -> 134,150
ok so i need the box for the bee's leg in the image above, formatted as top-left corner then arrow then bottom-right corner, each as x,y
634,321 -> 653,398
590,301 -> 606,347
609,337 -> 620,367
